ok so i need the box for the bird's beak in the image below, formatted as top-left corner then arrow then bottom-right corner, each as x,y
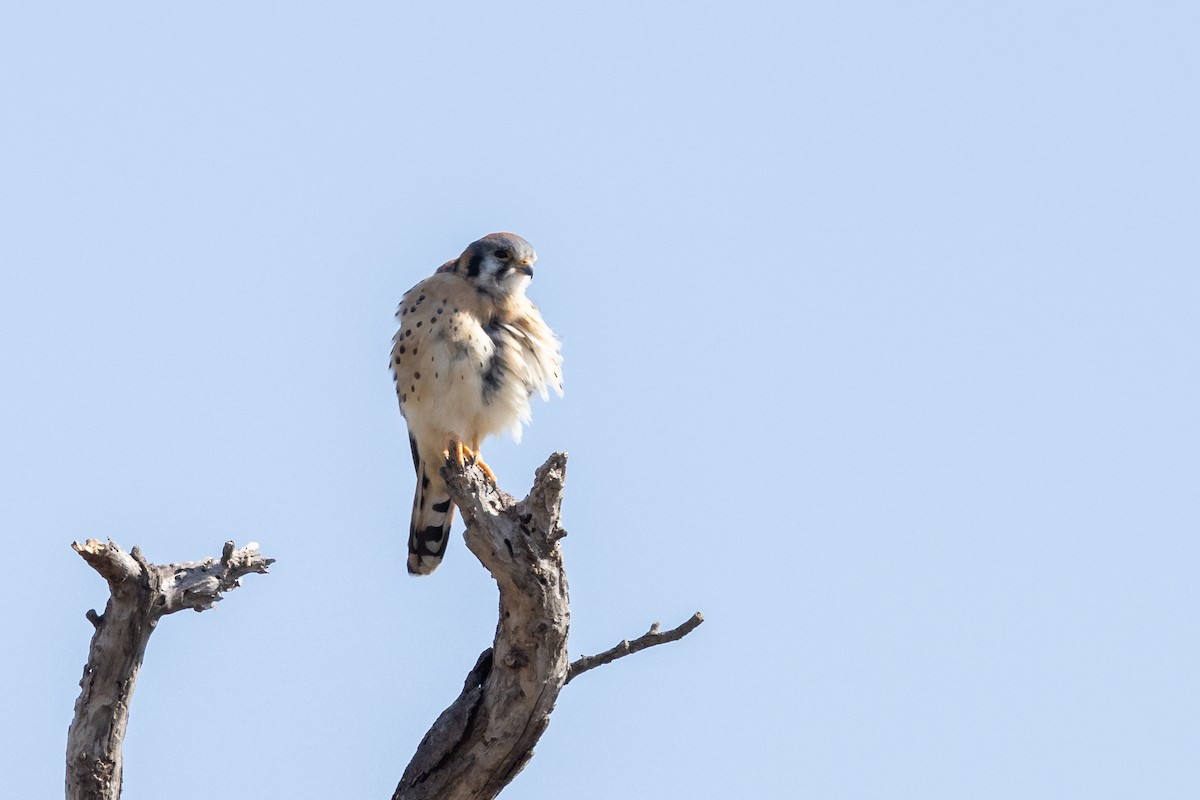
517,260 -> 534,278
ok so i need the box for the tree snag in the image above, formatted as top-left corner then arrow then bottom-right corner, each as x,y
394,452 -> 703,800
65,539 -> 273,800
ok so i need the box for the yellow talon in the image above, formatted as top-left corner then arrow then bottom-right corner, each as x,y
445,437 -> 468,469
445,436 -> 496,482
474,456 -> 497,483
470,438 -> 497,482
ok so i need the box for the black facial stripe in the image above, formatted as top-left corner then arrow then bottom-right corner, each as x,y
466,251 -> 483,278
431,499 -> 451,513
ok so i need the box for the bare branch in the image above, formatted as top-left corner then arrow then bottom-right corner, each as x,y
565,612 -> 705,685
395,453 -> 704,800
393,453 -> 570,800
72,538 -> 141,594
65,539 -> 272,800
159,540 -> 274,614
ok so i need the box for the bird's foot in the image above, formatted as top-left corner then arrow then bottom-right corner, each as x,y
471,453 -> 497,483
444,437 -> 497,483
445,437 -> 468,469
468,438 -> 498,483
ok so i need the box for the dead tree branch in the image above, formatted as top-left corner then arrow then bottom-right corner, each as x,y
566,612 -> 705,684
65,539 -> 273,800
394,452 -> 570,800
394,452 -> 703,800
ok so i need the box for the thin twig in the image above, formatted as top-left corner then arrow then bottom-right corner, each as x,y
566,612 -> 704,685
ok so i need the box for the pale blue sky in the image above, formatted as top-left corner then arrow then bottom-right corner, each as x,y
2,2 -> 1197,798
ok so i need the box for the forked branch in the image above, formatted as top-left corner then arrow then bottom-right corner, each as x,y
394,452 -> 703,800
394,453 -> 571,800
66,539 -> 272,800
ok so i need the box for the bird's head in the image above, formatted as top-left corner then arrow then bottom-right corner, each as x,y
455,233 -> 537,298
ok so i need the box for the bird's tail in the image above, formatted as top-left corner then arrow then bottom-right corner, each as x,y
408,458 -> 455,575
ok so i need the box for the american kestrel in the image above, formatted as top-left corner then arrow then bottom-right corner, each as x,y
392,233 -> 563,575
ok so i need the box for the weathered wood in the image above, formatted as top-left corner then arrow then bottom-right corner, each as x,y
394,452 -> 706,800
394,452 -> 571,800
65,539 -> 272,800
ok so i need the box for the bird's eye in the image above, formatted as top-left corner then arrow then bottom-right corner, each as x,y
494,249 -> 511,261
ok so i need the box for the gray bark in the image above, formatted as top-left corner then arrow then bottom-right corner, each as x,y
65,539 -> 273,800
62,453 -> 701,800
566,612 -> 705,685
394,452 -> 571,800
394,452 -> 704,800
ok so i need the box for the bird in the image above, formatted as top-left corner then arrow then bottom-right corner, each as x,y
391,233 -> 563,575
